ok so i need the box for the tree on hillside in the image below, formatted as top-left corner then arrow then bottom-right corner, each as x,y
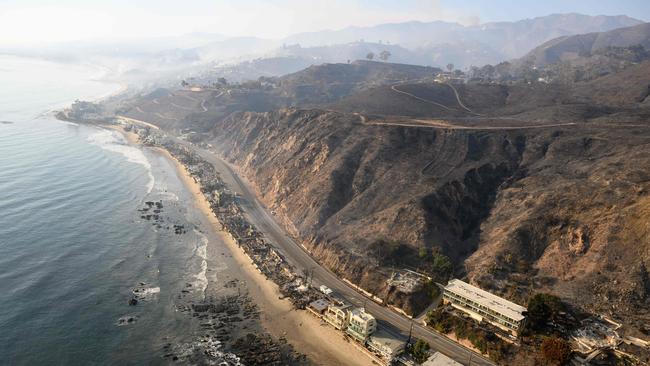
446,63 -> 454,72
366,52 -> 375,61
541,337 -> 572,365
431,252 -> 453,282
418,246 -> 428,259
527,293 -> 564,331
379,50 -> 392,62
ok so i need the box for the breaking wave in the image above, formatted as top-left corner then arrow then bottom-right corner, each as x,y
132,286 -> 161,300
87,129 -> 155,193
193,230 -> 209,297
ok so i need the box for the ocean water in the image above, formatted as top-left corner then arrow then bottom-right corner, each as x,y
0,56 -> 228,364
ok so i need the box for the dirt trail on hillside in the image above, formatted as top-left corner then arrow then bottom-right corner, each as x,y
356,112 -> 579,130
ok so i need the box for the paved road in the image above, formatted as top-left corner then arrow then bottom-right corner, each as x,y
177,141 -> 496,366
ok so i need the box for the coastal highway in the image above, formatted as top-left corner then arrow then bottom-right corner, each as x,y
171,139 -> 496,366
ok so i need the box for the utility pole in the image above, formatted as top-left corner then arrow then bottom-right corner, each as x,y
407,320 -> 414,345
309,267 -> 314,287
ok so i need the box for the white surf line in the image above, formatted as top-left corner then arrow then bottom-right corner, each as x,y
391,84 -> 457,111
87,128 -> 155,193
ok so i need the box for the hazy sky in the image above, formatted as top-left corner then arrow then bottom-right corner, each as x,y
0,0 -> 648,45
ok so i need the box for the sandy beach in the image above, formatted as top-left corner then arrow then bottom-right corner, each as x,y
153,142 -> 375,365
104,124 -> 140,145
101,122 -> 375,364
87,120 -> 375,364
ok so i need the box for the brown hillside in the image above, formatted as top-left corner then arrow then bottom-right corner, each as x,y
206,108 -> 650,323
523,22 -> 650,66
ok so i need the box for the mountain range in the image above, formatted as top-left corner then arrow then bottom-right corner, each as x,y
2,13 -> 644,81
280,13 -> 642,66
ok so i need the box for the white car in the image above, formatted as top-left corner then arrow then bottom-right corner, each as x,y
319,285 -> 333,295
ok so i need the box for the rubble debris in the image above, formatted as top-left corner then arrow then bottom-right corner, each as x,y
162,142 -> 323,308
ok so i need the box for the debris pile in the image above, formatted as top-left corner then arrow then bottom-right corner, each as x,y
163,143 -> 321,309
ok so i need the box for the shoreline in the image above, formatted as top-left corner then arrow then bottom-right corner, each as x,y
161,147 -> 374,366
108,123 -> 373,366
103,124 -> 140,145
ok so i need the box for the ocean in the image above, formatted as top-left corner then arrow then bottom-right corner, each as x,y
0,55 -> 238,364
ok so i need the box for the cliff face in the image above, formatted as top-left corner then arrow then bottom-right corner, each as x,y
211,109 -> 520,257
206,107 -> 650,321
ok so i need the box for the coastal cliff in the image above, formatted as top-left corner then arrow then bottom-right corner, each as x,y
206,108 -> 650,322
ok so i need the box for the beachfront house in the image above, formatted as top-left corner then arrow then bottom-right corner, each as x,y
324,303 -> 351,330
422,352 -> 463,365
307,299 -> 330,316
346,308 -> 377,343
366,328 -> 406,362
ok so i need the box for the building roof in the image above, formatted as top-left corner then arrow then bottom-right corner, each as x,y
349,307 -> 375,322
367,328 -> 406,353
422,352 -> 463,366
309,299 -> 330,312
444,279 -> 526,322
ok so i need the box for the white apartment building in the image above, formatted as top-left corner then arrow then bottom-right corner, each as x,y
443,279 -> 526,336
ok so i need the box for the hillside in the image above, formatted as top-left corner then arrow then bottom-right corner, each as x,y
573,60 -> 650,106
523,22 -> 650,66
104,50 -> 650,333
118,61 -> 442,130
278,60 -> 440,106
203,107 -> 650,326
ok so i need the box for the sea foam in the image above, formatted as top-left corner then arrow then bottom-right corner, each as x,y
192,230 -> 209,297
87,129 -> 155,193
132,286 -> 161,300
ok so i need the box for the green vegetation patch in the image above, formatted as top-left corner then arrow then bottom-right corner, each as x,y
425,308 -> 511,362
